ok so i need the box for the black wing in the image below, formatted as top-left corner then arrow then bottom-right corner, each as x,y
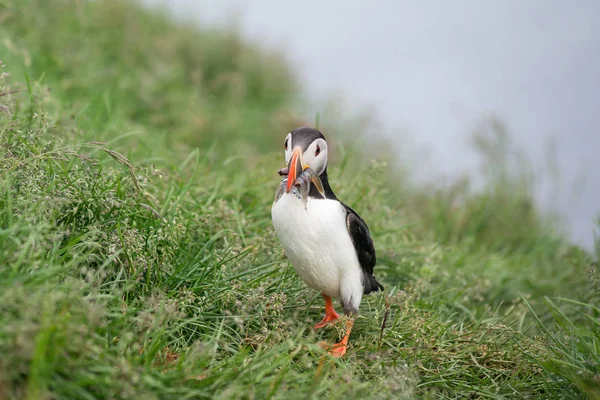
343,203 -> 384,294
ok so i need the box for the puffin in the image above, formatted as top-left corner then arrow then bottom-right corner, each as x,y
271,127 -> 383,357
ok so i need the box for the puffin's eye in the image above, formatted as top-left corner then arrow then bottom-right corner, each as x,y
285,139 -> 289,150
315,144 -> 321,157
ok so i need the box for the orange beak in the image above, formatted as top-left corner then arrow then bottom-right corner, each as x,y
286,147 -> 303,192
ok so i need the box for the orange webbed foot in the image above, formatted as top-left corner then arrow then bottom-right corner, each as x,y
316,319 -> 354,358
314,310 -> 339,329
317,340 -> 348,358
314,294 -> 339,329
329,342 -> 347,358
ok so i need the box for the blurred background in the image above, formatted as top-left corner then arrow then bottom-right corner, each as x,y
144,0 -> 600,250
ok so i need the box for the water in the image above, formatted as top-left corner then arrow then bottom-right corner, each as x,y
144,0 -> 600,250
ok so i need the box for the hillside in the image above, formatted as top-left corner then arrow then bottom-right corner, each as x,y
1,0 -> 599,398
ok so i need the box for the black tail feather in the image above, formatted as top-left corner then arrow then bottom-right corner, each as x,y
363,272 -> 384,295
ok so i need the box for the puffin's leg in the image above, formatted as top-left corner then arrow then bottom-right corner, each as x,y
314,294 -> 339,329
323,274 -> 362,357
317,318 -> 355,358
329,319 -> 354,358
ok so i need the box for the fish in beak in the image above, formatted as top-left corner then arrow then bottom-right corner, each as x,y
276,147 -> 326,203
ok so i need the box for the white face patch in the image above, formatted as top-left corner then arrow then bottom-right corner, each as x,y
303,138 -> 328,175
283,133 -> 328,176
284,132 -> 292,164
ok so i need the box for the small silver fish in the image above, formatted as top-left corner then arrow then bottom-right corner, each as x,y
274,179 -> 287,203
274,167 -> 326,210
296,175 -> 309,209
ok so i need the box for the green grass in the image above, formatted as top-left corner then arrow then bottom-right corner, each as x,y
1,0 -> 599,398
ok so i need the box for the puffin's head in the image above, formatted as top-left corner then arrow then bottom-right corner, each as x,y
278,127 -> 329,192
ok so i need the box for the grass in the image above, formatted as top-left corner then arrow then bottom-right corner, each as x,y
1,0 -> 599,398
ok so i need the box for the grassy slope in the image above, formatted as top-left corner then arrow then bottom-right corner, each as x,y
1,0 -> 599,398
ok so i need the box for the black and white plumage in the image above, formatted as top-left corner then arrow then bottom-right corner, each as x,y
271,127 -> 383,319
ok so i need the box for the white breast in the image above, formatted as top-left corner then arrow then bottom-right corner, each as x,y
271,192 -> 363,311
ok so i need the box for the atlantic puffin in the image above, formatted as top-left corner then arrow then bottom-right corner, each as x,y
271,127 -> 384,357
